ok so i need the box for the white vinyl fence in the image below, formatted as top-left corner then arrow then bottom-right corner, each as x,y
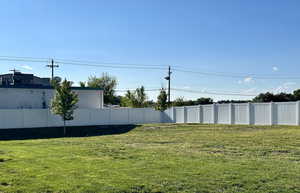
0,101 -> 300,129
0,108 -> 162,129
164,101 -> 300,126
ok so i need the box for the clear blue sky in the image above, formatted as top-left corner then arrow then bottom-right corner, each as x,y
1,0 -> 300,101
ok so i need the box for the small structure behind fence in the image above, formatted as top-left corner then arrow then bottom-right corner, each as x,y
0,101 -> 300,129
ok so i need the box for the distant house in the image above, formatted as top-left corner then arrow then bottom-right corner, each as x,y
0,71 -> 104,109
0,71 -> 50,87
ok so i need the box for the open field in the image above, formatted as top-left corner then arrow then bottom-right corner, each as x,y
1,124 -> 300,193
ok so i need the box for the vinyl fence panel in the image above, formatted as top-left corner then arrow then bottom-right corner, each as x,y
253,103 -> 271,125
186,106 -> 199,123
216,104 -> 230,124
175,107 -> 185,123
23,109 -> 48,128
233,103 -> 249,125
202,105 -> 213,124
275,102 -> 297,125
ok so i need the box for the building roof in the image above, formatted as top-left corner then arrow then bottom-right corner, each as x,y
0,85 -> 103,91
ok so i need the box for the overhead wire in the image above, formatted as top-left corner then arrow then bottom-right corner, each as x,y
0,55 -> 299,79
171,88 -> 257,96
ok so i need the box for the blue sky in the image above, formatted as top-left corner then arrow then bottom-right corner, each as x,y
1,0 -> 300,101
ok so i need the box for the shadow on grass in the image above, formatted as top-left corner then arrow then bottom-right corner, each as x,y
0,125 -> 138,140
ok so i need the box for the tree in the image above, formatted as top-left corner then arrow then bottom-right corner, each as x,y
172,97 -> 185,106
196,97 -> 214,105
217,100 -> 249,104
50,76 -> 62,88
79,81 -> 86,88
87,73 -> 117,104
253,92 -> 275,102
123,86 -> 148,108
293,89 -> 300,100
51,79 -> 79,136
156,88 -> 168,111
252,92 -> 295,102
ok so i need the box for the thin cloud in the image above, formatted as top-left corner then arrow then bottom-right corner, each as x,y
244,77 -> 253,83
272,66 -> 279,72
274,82 -> 296,93
20,65 -> 33,71
238,77 -> 254,84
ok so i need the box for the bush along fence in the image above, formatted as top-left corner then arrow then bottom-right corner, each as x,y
0,101 -> 300,129
164,101 -> 300,126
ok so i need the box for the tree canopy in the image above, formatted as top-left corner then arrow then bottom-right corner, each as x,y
155,88 -> 168,111
172,97 -> 214,106
51,79 -> 79,135
86,73 -> 117,105
122,86 -> 148,108
252,92 -> 296,102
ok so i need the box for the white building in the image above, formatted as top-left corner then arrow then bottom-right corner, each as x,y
0,85 -> 104,109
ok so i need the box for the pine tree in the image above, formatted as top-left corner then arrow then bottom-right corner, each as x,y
156,88 -> 168,111
51,79 -> 79,136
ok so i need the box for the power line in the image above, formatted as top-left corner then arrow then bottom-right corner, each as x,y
171,88 -> 257,96
173,68 -> 300,80
115,88 -> 161,92
56,61 -> 167,70
116,87 -> 257,97
0,55 -> 172,68
1,55 -> 300,80
0,55 -> 50,61
55,58 -> 175,67
0,57 -> 167,70
0,58 -> 48,63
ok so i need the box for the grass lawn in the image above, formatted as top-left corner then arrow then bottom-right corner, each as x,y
1,124 -> 300,193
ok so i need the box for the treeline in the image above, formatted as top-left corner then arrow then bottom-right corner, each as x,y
77,73 -> 300,108
253,90 -> 300,102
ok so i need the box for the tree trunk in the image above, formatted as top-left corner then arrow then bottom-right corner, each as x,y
63,119 -> 66,136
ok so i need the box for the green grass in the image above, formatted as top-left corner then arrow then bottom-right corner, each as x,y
1,124 -> 300,193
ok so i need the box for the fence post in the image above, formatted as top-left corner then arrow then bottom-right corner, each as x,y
229,103 -> 234,124
172,107 -> 176,123
183,106 -> 187,123
21,109 -> 25,128
248,102 -> 252,125
142,108 -> 146,124
270,102 -> 274,125
160,110 -> 164,123
296,101 -> 300,125
212,103 -> 217,124
198,105 -> 202,124
109,108 -> 112,125
127,108 -> 130,124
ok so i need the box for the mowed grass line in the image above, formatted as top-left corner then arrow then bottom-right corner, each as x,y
0,124 -> 300,193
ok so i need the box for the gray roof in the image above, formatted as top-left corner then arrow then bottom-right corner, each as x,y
0,85 -> 103,91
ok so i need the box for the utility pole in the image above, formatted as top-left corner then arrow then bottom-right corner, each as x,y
46,59 -> 59,79
9,68 -> 20,86
9,68 -> 19,74
165,66 -> 172,105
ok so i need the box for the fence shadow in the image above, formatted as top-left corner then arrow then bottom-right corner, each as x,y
0,125 -> 138,140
